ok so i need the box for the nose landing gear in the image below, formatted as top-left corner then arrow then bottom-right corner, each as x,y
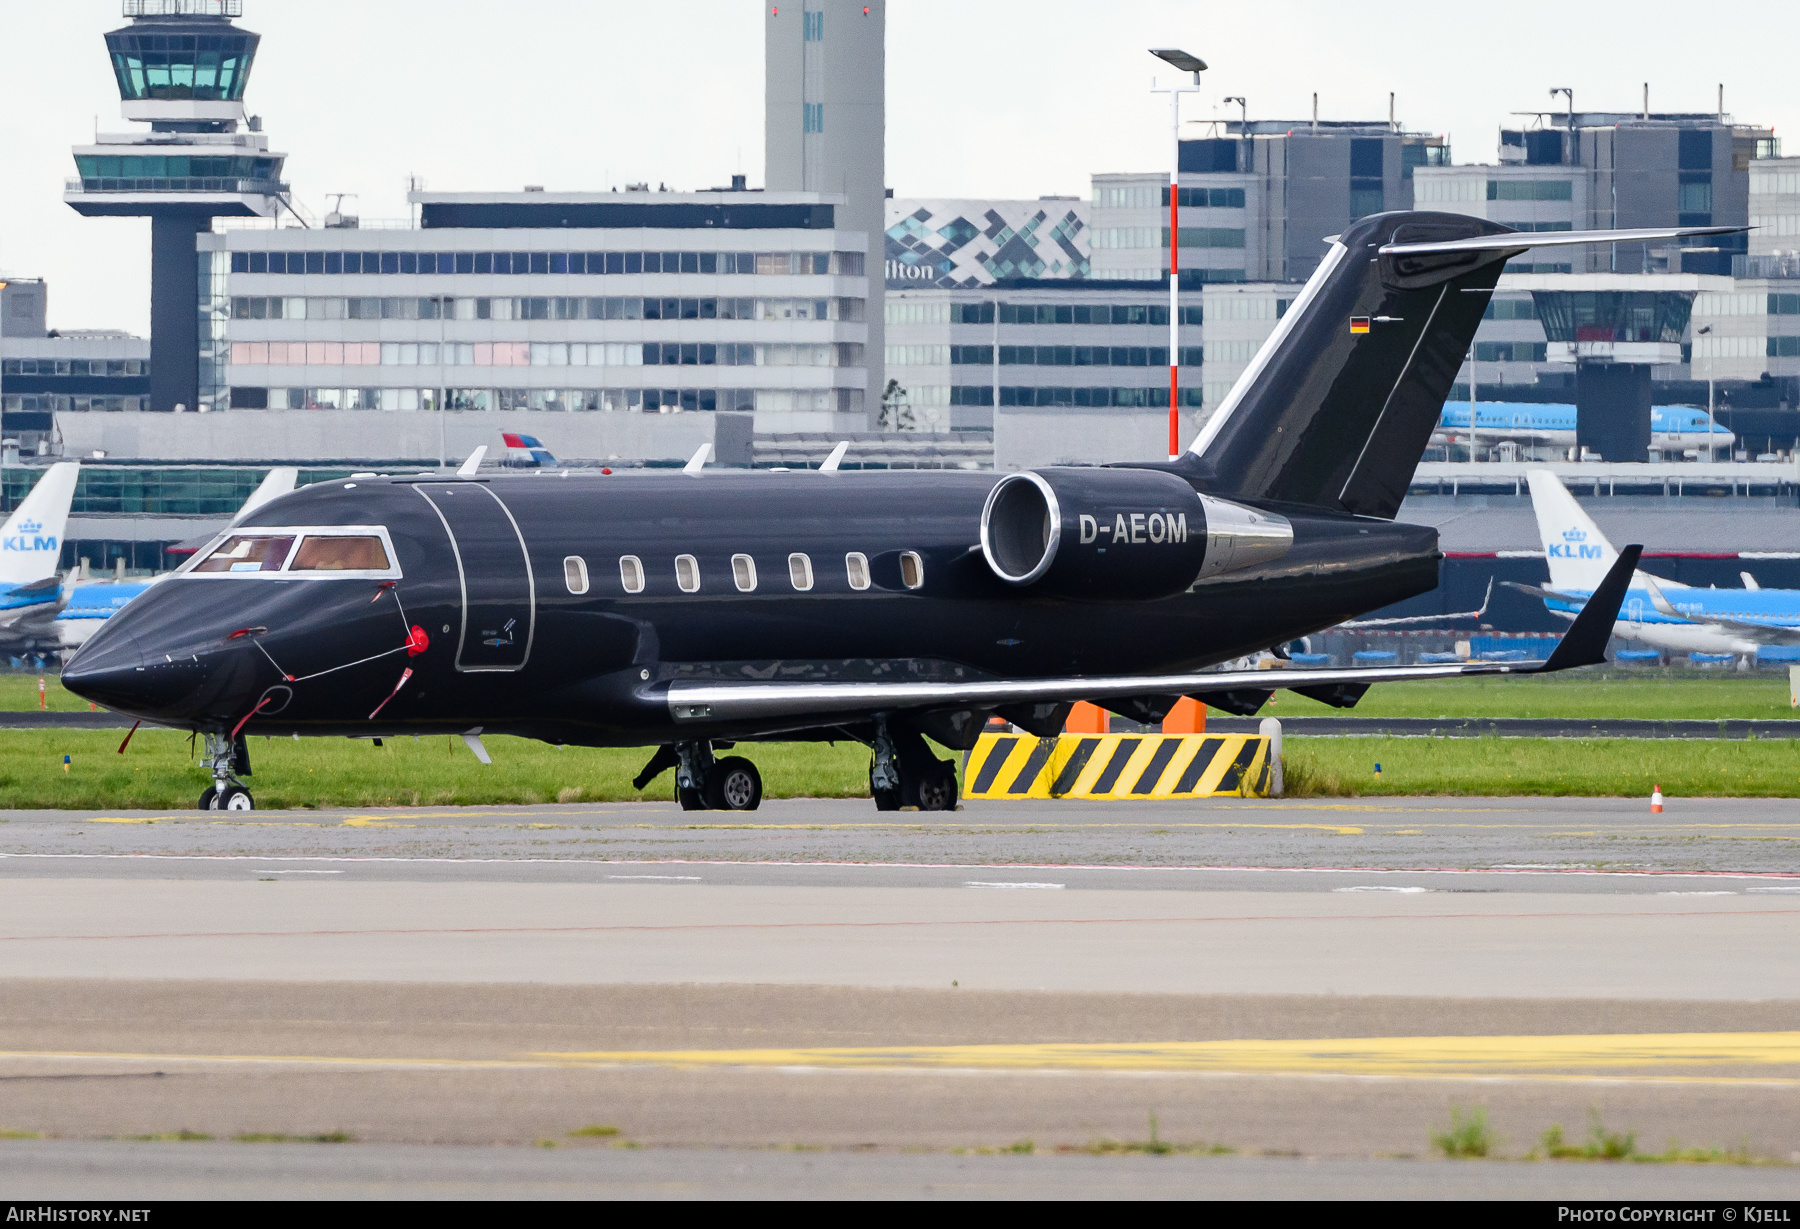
198,731 -> 254,811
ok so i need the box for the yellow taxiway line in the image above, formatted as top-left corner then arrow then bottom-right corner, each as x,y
4,1032 -> 1800,1085
533,1032 -> 1800,1076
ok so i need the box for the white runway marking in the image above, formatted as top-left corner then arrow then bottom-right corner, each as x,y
965,881 -> 1065,890
252,869 -> 343,875
1334,886 -> 1430,894
606,875 -> 702,881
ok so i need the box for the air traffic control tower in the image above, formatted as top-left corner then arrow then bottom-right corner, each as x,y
65,0 -> 289,414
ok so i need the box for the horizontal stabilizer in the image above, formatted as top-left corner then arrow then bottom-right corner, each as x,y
1382,224 -> 1745,258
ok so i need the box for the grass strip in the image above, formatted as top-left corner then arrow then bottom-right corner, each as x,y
2,724 -> 1799,809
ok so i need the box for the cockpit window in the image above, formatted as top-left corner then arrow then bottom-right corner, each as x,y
290,535 -> 391,572
193,535 -> 296,573
181,526 -> 400,579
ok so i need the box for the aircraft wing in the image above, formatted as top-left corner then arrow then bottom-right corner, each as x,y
1644,576 -> 1800,646
1338,579 -> 1492,628
663,550 -> 1640,727
1499,580 -> 1584,605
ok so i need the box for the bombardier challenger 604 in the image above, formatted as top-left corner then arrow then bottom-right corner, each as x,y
63,213 -> 1726,811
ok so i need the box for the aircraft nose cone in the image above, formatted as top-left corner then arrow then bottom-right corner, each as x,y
61,621 -> 214,720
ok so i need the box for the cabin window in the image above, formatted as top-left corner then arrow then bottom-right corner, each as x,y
845,552 -> 870,591
788,552 -> 814,591
619,555 -> 645,594
900,551 -> 924,590
193,534 -> 296,573
563,555 -> 589,594
290,535 -> 390,572
675,554 -> 701,593
731,553 -> 757,592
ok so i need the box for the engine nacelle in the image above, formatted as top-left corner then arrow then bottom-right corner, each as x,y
979,468 -> 1292,599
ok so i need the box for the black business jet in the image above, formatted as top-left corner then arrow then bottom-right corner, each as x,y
63,212 -> 1730,812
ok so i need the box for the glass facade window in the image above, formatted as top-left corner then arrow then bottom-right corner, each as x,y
1159,228 -> 1247,249
230,250 -> 861,277
1161,187 -> 1247,208
1472,342 -> 1548,362
993,386 -> 1204,408
106,27 -> 258,101
1486,180 -> 1574,202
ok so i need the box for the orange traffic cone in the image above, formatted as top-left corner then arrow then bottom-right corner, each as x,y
1651,784 -> 1664,813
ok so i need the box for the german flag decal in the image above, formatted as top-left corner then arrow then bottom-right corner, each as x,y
1349,316 -> 1371,334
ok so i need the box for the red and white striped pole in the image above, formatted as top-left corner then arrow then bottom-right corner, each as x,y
1168,106 -> 1181,460
1150,53 -> 1204,460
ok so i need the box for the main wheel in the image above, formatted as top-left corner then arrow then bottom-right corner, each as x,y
215,787 -> 254,811
196,787 -> 217,810
707,756 -> 762,811
912,762 -> 959,812
677,784 -> 708,811
870,763 -> 901,811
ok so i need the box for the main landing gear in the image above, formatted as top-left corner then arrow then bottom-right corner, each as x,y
869,718 -> 959,812
634,742 -> 762,812
198,731 -> 254,811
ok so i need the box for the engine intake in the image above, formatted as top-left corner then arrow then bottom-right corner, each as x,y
979,468 -> 1291,599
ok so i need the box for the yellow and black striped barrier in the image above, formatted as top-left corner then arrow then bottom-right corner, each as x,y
962,733 -> 1271,800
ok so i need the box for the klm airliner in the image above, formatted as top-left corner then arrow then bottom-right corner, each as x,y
1432,403 -> 1734,455
0,462 -> 81,658
1513,470 -> 1800,656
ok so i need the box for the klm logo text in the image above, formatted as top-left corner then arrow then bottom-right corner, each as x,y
1,534 -> 56,553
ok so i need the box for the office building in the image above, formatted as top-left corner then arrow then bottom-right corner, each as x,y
204,189 -> 870,434
65,0 -> 290,416
766,0 -> 885,422
882,281 -> 1202,441
1415,108 -> 1775,275
1091,118 -> 1450,286
0,278 -> 150,454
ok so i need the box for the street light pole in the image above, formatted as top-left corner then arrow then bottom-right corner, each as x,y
1152,49 -> 1205,461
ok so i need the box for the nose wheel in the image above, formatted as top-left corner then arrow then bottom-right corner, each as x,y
198,732 -> 255,812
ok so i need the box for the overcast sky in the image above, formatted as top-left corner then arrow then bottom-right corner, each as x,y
3,0 -> 1796,334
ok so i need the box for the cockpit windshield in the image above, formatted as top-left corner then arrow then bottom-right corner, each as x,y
291,535 -> 390,572
193,535 -> 295,573
186,527 -> 400,579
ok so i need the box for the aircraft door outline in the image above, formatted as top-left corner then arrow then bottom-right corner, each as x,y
414,484 -> 536,672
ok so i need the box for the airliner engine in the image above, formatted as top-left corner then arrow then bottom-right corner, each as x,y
978,468 -> 1292,600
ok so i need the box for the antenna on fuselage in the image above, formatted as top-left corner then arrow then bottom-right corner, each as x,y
456,446 -> 487,477
819,441 -> 849,473
683,442 -> 713,475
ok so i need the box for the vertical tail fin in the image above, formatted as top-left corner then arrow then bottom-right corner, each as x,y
1525,469 -> 1618,591
1184,212 -> 1511,518
229,467 -> 298,528
0,462 -> 79,586
1525,468 -> 1683,593
1182,214 -> 1745,519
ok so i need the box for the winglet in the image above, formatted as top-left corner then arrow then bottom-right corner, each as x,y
683,442 -> 713,475
1643,575 -> 1685,620
456,446 -> 487,477
1540,544 -> 1642,672
819,441 -> 849,473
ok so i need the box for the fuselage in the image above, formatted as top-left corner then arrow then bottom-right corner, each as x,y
1432,403 -> 1733,453
1545,585 -> 1800,655
62,469 -> 1441,745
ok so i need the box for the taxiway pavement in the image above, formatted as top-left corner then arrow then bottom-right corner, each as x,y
1,796 -> 1796,1194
